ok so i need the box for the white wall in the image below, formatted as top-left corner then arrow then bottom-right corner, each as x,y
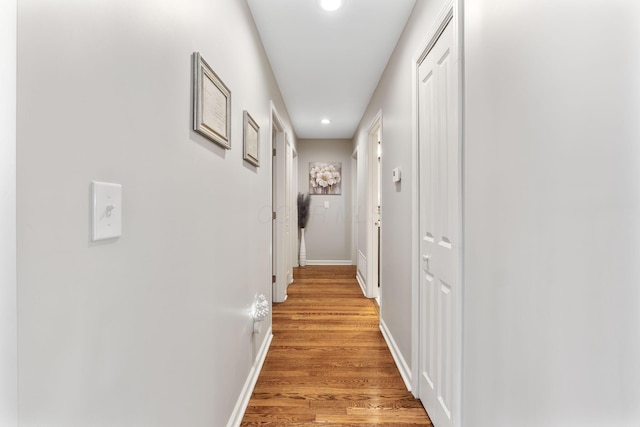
297,139 -> 353,263
356,0 -> 640,425
17,1 -> 294,426
462,1 -> 640,426
353,0 -> 447,373
0,0 -> 18,425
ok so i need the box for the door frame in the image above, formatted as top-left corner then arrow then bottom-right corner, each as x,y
290,144 -> 298,274
351,146 -> 358,266
365,111 -> 382,300
285,135 -> 296,284
271,102 -> 288,303
0,0 -> 18,423
411,0 -> 462,423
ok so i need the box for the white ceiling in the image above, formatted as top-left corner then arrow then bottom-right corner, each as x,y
247,0 -> 416,139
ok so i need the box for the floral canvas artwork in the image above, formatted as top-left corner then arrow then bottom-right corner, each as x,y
309,162 -> 342,195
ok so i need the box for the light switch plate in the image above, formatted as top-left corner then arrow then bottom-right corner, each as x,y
392,167 -> 402,182
92,181 -> 122,241
324,201 -> 330,209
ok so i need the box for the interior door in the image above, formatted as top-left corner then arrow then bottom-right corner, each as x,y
366,117 -> 382,300
285,137 -> 292,285
417,19 -> 458,427
272,127 -> 277,299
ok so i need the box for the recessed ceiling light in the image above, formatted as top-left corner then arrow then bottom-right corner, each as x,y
319,0 -> 343,12
321,118 -> 331,124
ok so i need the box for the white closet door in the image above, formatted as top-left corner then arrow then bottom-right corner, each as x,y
417,19 -> 459,427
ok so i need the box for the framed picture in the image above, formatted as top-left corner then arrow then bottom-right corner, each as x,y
192,52 -> 231,149
309,162 -> 342,195
243,111 -> 260,167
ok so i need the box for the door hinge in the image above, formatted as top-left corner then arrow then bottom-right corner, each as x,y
272,148 -> 276,156
272,275 -> 276,283
272,211 -> 277,220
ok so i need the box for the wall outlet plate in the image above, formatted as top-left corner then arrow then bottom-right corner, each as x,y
92,181 -> 122,241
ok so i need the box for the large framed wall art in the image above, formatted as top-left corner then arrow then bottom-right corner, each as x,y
192,52 -> 231,149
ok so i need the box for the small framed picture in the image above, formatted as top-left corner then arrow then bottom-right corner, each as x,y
192,52 -> 231,149
243,110 -> 260,167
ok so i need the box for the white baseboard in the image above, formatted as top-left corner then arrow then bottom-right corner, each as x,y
356,271 -> 367,297
305,260 -> 353,266
226,328 -> 273,427
379,318 -> 412,392
357,250 -> 367,278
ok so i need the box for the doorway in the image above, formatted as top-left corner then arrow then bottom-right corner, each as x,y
290,144 -> 298,275
366,113 -> 382,301
271,103 -> 287,303
351,147 -> 358,269
413,3 -> 461,427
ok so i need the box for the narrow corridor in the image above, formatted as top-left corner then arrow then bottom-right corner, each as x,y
241,266 -> 431,426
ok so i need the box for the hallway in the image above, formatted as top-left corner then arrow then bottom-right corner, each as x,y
5,1 -> 640,426
241,266 -> 431,426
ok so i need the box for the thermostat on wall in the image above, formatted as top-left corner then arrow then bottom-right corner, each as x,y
392,167 -> 401,182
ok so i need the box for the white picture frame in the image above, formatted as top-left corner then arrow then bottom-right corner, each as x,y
192,52 -> 231,149
243,111 -> 260,167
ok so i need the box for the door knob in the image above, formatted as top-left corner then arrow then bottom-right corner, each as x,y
422,254 -> 430,260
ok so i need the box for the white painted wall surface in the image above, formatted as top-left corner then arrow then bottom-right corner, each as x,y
463,1 -> 640,426
353,0 -> 447,374
0,0 -> 18,425
297,139 -> 353,262
17,0 -> 293,425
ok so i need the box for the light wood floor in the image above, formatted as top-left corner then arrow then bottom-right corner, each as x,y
240,265 -> 432,426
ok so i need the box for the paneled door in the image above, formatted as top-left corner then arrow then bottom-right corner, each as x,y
417,17 -> 459,427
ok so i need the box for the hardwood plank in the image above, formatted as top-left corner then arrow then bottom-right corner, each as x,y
240,265 -> 431,426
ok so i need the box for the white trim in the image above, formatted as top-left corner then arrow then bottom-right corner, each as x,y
351,147 -> 358,266
357,250 -> 366,279
355,271 -> 367,297
366,109 -> 383,135
380,318 -> 412,392
455,2 -> 465,425
285,135 -> 294,288
416,6 -> 454,65
410,43 -> 420,396
0,0 -> 18,424
305,260 -> 353,266
271,101 -> 288,303
290,146 -> 298,276
226,329 -> 274,427
365,111 -> 382,300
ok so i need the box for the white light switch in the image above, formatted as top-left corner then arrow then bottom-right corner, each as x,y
392,167 -> 402,182
324,201 -> 330,209
92,181 -> 122,241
